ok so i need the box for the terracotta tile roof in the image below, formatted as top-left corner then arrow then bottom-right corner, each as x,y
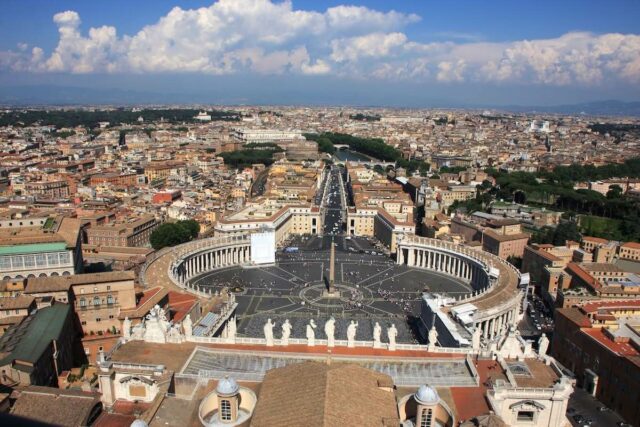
583,236 -> 609,244
0,296 -> 35,310
621,242 -> 640,249
450,359 -> 503,422
10,385 -> 101,427
566,262 -> 601,290
119,286 -> 168,319
580,299 -> 640,314
251,361 -> 400,427
583,328 -> 640,357
482,229 -> 530,242
25,271 -> 135,294
93,412 -> 136,427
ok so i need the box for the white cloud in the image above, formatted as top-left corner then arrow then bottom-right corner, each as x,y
1,0 -> 639,88
330,32 -> 408,62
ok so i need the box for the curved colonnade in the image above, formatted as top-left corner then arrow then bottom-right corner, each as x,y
162,233 -> 522,343
168,235 -> 252,291
397,235 -> 522,341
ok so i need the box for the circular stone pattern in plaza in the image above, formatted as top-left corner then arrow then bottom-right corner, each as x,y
189,236 -> 472,344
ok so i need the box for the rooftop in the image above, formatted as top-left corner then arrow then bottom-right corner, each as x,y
0,304 -> 71,366
251,361 -> 399,427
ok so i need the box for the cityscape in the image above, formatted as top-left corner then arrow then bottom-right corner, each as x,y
1,1 -> 640,427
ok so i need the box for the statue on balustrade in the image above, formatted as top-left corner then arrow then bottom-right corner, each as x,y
281,319 -> 292,346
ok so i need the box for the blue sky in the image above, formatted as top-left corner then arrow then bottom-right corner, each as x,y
1,0 -> 639,106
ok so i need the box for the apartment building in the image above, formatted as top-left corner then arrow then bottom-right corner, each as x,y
89,172 -> 138,187
481,219 -> 530,259
86,215 -> 158,247
24,180 -> 70,199
553,300 -> 640,425
215,200 -> 321,244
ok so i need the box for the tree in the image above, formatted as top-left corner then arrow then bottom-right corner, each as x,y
178,219 -> 200,239
507,256 -> 522,270
150,220 -> 200,250
606,184 -> 623,199
552,222 -> 582,246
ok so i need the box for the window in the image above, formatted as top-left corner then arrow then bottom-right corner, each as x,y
517,411 -> 535,422
35,254 -> 46,266
220,399 -> 232,421
47,253 -> 58,265
420,408 -> 433,427
96,318 -> 101,323
107,295 -> 114,305
80,298 -> 87,308
93,296 -> 100,306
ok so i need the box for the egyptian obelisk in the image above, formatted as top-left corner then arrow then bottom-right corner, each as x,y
328,239 -> 336,293
323,238 -> 339,297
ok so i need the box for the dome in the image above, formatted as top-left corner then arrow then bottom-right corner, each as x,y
130,420 -> 149,427
216,376 -> 239,396
415,384 -> 439,405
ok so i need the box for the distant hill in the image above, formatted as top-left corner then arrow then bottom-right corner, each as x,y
0,85 -> 639,117
498,100 -> 640,117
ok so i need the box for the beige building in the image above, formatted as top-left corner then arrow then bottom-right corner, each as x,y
619,241 -> 640,261
346,163 -> 415,253
86,215 -> 159,248
437,185 -> 476,207
215,200 -> 321,245
481,220 -> 530,260
24,271 -> 136,337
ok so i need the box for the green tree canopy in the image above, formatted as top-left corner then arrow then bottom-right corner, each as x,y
150,220 -> 200,250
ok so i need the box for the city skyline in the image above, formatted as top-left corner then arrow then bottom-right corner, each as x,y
1,0 -> 640,106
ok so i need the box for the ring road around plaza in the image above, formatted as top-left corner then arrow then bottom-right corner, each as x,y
143,231 -> 523,345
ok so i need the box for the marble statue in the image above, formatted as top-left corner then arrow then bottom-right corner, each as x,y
388,324 -> 398,351
428,326 -> 439,351
168,322 -> 183,340
264,318 -> 275,346
143,305 -> 171,343
281,319 -> 292,346
538,333 -> 549,357
306,319 -> 317,346
472,326 -> 482,351
347,320 -> 358,348
373,322 -> 382,349
131,321 -> 145,340
325,317 -> 336,347
123,317 -> 131,339
182,314 -> 193,338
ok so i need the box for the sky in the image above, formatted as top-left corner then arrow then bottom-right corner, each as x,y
1,0 -> 639,106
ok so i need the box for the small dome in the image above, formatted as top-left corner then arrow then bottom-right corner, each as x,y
415,384 -> 439,405
130,420 -> 149,427
216,376 -> 239,396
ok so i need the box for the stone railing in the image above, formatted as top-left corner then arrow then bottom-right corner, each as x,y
185,335 -> 477,355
